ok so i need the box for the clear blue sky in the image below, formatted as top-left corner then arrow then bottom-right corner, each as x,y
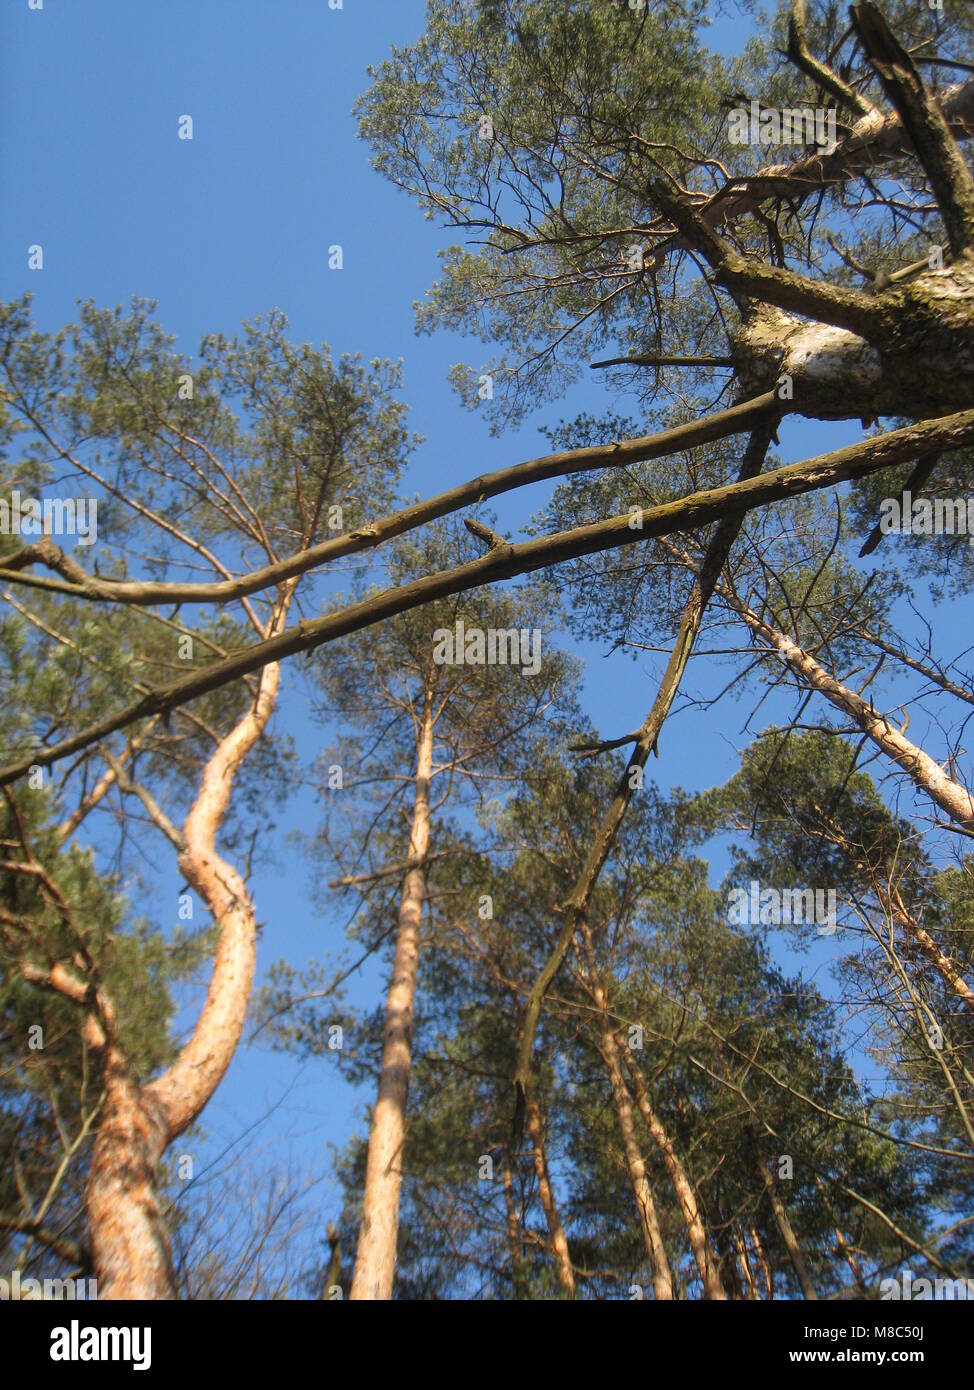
2,1 -> 962,1286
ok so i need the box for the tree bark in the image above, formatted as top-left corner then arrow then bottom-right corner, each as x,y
750,1223 -> 774,1299
513,424 -> 777,1108
623,1049 -> 726,1299
87,605 -> 288,1299
759,1160 -> 819,1300
734,1226 -> 761,1300
577,919 -> 673,1300
524,1088 -> 575,1297
12,407 -> 974,791
658,545 -> 974,1010
86,1045 -> 174,1300
815,1176 -> 867,1296
350,687 -> 435,1300
724,587 -> 974,830
878,882 -> 974,1013
502,1149 -> 525,1293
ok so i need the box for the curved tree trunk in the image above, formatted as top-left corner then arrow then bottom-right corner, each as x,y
87,602 -> 288,1299
350,686 -> 435,1301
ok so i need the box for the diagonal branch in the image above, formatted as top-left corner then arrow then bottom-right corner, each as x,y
852,2 -> 974,257
0,393 -> 779,608
5,407 -> 974,790
788,0 -> 875,118
590,354 -> 735,371
700,77 -> 974,240
653,181 -> 881,336
858,453 -> 940,557
512,420 -> 778,1129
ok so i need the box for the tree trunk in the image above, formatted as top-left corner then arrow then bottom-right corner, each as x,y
882,882 -> 974,1013
87,606 -> 287,1298
734,1226 -> 761,1300
513,423 -> 776,1107
750,1223 -> 774,1299
87,1045 -> 174,1300
524,1088 -> 575,1297
602,1038 -> 673,1300
623,1050 -> 726,1299
759,1159 -> 818,1300
815,1176 -> 867,1296
350,687 -> 435,1301
502,1149 -> 525,1294
731,592 -> 974,830
578,918 -> 673,1299
668,546 -> 974,1009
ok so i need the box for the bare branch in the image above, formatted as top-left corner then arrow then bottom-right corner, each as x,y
5,405 -> 974,789
0,393 -> 778,608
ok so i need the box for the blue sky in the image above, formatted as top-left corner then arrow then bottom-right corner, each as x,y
2,0 -> 966,1288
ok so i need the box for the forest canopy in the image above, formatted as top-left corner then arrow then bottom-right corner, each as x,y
1,0 -> 972,1308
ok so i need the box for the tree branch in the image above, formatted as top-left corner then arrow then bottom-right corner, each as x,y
590,354 -> 735,370
852,2 -> 974,257
788,0 -> 875,118
653,181 -> 881,336
5,406 -> 974,790
0,393 -> 779,608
